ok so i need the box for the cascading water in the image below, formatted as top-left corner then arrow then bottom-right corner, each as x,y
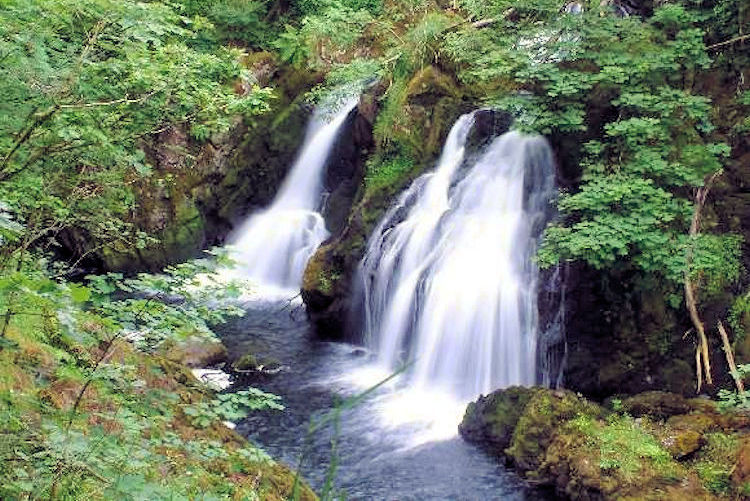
229,98 -> 358,292
219,111 -> 558,498
358,112 -> 557,404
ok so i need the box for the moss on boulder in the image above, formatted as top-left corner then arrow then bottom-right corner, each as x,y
505,389 -> 605,472
459,387 -> 750,499
459,386 -> 543,453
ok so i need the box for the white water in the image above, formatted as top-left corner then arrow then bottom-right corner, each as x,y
356,113 -> 557,439
229,99 -> 358,293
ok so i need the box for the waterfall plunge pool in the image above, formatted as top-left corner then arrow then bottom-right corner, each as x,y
219,298 -> 552,501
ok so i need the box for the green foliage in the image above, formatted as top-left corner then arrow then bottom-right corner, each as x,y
402,12 -> 454,70
184,389 -> 284,428
87,249 -> 246,351
729,291 -> 750,340
372,75 -> 410,145
273,24 -> 310,67
0,0 -> 272,268
275,0 -> 377,69
691,432 -> 740,495
308,58 -> 382,104
206,0 -> 271,46
0,201 -> 23,246
364,154 -> 414,192
441,1 -> 745,298
0,250 -> 294,500
717,364 -> 750,412
294,0 -> 383,17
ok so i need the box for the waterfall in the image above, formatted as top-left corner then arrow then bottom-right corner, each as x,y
229,98 -> 358,292
358,113 -> 557,400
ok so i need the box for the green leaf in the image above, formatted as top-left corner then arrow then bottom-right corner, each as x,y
69,285 -> 91,303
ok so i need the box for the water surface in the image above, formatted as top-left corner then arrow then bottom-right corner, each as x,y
220,299 -> 551,501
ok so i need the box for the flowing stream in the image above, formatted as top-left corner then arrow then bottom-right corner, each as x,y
228,98 -> 358,293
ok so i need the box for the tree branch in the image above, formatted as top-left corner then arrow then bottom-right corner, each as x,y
685,170 -> 722,392
718,321 -> 744,393
707,33 -> 750,50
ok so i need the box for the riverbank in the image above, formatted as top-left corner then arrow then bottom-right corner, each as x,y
0,304 -> 316,500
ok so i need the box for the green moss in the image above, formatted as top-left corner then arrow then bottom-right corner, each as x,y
162,199 -> 204,252
460,386 -> 542,452
233,353 -> 259,371
506,389 -> 603,472
572,414 -> 679,481
363,153 -> 415,194
690,432 -> 740,495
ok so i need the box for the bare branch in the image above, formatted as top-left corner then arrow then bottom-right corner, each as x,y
707,34 -> 750,50
718,321 -> 745,393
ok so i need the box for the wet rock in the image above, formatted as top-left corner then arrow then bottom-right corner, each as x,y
231,352 -> 285,376
191,368 -> 232,391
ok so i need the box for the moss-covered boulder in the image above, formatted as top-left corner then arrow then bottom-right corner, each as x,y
231,351 -> 283,374
662,428 -> 705,459
459,386 -> 543,453
505,389 -> 605,472
460,388 -> 739,500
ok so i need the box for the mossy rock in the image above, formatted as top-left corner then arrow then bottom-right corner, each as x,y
459,386 -> 543,453
662,428 -> 705,459
540,414 -> 714,500
233,353 -> 259,371
505,389 -> 605,472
